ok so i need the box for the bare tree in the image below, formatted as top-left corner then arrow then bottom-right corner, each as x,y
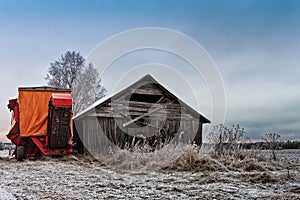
46,51 -> 84,89
262,132 -> 281,161
72,63 -> 106,114
46,51 -> 106,115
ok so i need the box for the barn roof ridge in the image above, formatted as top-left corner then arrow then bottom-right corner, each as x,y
74,74 -> 210,123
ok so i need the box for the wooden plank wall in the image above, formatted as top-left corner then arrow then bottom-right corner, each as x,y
79,116 -> 203,151
75,82 -> 204,151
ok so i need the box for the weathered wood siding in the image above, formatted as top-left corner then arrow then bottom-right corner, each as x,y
73,77 -> 209,153
77,115 -> 203,152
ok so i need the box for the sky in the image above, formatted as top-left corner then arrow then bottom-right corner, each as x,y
0,0 -> 299,142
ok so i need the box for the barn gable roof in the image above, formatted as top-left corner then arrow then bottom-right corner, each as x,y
74,74 -> 210,123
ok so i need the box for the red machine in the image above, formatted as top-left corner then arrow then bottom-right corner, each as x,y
7,87 -> 73,160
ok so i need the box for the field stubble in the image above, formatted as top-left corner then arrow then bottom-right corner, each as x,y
0,146 -> 299,199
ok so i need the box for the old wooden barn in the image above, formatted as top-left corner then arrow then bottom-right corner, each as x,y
73,74 -> 210,153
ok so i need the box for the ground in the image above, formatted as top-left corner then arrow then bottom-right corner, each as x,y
0,149 -> 299,199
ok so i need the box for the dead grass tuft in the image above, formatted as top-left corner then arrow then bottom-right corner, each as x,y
162,149 -> 228,172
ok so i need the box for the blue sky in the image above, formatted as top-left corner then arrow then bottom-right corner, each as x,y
0,0 -> 300,141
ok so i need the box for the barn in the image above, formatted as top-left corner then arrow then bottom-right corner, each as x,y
73,74 -> 210,154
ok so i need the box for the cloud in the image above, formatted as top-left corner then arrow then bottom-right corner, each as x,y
1,0 -> 300,142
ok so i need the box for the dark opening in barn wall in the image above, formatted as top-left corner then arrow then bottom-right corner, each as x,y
73,74 -> 210,154
129,93 -> 162,103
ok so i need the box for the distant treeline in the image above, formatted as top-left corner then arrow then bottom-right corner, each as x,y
241,140 -> 300,150
203,141 -> 300,150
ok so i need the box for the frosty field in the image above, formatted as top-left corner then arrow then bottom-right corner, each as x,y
0,148 -> 299,199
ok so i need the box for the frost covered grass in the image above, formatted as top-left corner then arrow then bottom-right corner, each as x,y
101,143 -> 199,171
0,147 -> 299,199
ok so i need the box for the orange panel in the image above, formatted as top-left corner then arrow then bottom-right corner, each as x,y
18,89 -> 71,137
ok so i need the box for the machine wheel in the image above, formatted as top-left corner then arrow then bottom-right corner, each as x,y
16,146 -> 25,161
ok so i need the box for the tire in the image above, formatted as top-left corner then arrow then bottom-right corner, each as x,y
16,146 -> 25,161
